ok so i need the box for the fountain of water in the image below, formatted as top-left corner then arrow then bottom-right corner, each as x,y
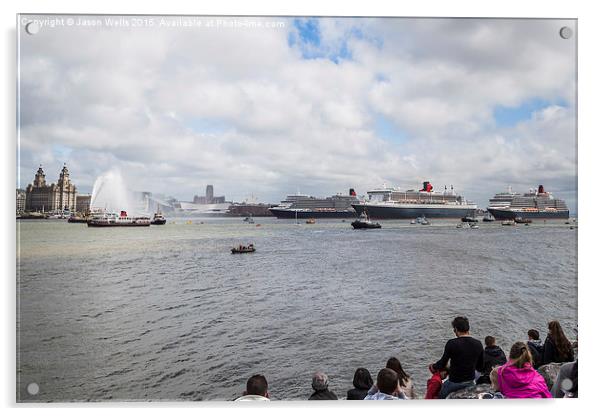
90,169 -> 139,215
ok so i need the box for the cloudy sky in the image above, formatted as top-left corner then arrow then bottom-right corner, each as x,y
18,16 -> 577,211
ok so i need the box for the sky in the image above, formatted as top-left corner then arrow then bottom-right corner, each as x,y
17,16 -> 577,212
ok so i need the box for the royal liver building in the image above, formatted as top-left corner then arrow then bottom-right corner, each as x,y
25,164 -> 77,212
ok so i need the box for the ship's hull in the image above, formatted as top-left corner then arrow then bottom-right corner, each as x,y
269,208 -> 357,219
352,204 -> 476,219
87,221 -> 151,227
151,219 -> 167,225
487,208 -> 569,220
351,220 -> 381,229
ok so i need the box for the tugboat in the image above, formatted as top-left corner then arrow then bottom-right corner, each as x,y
482,212 -> 495,222
88,211 -> 151,227
67,214 -> 88,223
231,243 -> 256,254
151,210 -> 167,225
461,216 -> 478,223
351,211 -> 382,229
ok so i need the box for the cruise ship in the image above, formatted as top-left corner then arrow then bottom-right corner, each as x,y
351,181 -> 477,219
487,185 -> 569,220
269,189 -> 359,219
488,186 -> 519,210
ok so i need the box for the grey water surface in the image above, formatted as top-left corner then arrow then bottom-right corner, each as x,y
16,218 -> 577,401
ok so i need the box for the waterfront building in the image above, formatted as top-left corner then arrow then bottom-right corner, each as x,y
75,194 -> 91,214
25,164 -> 77,212
16,189 -> 26,214
193,184 -> 226,204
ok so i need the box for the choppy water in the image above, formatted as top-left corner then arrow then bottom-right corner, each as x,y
16,218 -> 577,401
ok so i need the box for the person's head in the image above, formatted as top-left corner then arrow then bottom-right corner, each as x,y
352,368 -> 373,390
490,366 -> 500,391
428,364 -> 448,379
509,341 -> 533,369
452,316 -> 470,335
385,357 -> 410,386
311,372 -> 329,392
484,336 -> 496,348
376,368 -> 400,395
244,374 -> 269,397
548,320 -> 573,359
527,329 -> 540,341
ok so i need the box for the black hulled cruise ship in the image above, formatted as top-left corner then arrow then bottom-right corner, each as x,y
351,181 -> 477,219
487,185 -> 569,220
269,189 -> 360,219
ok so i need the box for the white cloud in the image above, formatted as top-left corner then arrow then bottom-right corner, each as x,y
18,16 -> 576,210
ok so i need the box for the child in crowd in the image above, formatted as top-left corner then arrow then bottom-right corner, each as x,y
425,365 -> 448,399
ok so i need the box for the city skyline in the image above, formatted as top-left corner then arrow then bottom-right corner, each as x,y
18,16 -> 577,212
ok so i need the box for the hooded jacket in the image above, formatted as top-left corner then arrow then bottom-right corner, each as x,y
527,339 -> 544,368
497,362 -> 552,398
476,345 -> 508,384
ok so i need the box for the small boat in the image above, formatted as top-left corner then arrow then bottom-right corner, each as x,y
410,220 -> 416,224
502,220 -> 515,226
482,213 -> 495,222
456,223 -> 464,229
351,212 -> 382,229
470,223 -> 479,229
231,244 -> 256,254
461,216 -> 478,223
243,216 -> 254,224
514,217 -> 532,224
415,215 -> 427,224
67,214 -> 88,223
306,218 -> 316,224
421,218 -> 431,225
151,210 -> 167,225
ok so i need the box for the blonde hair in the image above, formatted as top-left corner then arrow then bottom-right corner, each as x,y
509,341 -> 533,368
490,366 -> 500,391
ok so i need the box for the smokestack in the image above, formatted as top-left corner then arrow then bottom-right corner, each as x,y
538,185 -> 545,194
349,188 -> 356,197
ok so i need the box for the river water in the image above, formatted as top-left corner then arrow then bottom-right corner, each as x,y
16,218 -> 577,401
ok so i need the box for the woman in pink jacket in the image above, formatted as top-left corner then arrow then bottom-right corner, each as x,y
496,342 -> 552,398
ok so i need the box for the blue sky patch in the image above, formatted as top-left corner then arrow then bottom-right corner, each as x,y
289,18 -> 356,64
493,98 -> 568,127
374,114 -> 408,144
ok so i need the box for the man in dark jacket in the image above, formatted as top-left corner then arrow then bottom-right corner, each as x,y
476,336 -> 507,384
430,316 -> 484,399
308,372 -> 338,400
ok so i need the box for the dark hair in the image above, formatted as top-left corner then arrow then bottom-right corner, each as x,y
385,357 -> 410,387
452,316 -> 470,333
509,342 -> 533,368
548,321 -> 573,361
246,374 -> 268,396
527,329 -> 540,340
485,336 -> 496,347
376,368 -> 399,395
352,368 -> 373,390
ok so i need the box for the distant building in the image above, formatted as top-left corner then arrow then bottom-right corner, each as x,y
76,194 -> 91,214
16,189 -> 26,214
25,164 -> 77,212
193,184 -> 226,204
